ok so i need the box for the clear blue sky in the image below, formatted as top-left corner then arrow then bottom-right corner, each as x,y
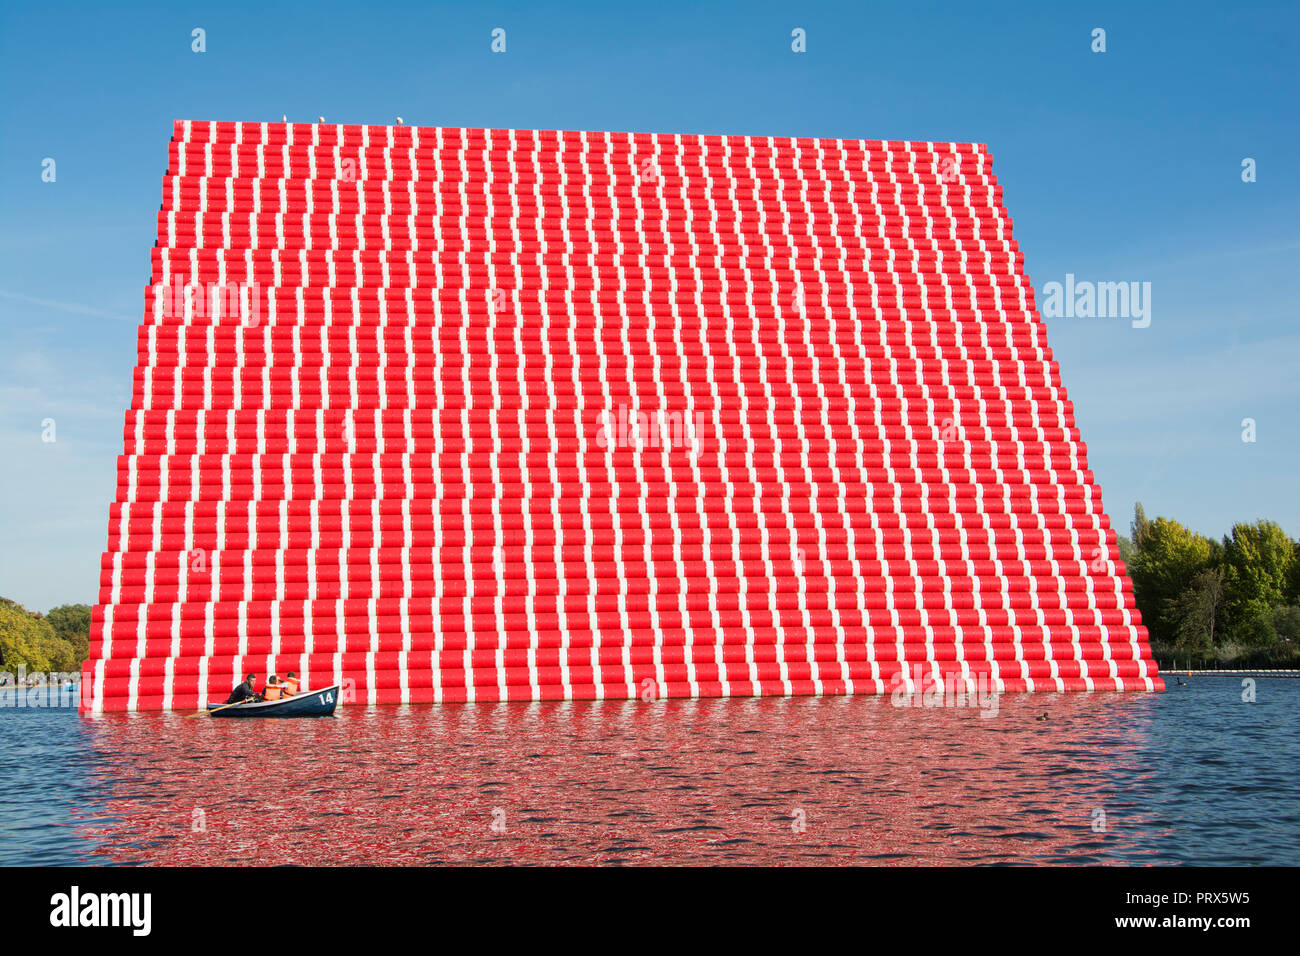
1,1 -> 1297,612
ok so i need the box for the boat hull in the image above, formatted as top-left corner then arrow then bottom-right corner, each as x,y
209,685 -> 340,718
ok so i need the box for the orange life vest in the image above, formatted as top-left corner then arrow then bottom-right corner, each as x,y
282,678 -> 300,696
263,683 -> 283,701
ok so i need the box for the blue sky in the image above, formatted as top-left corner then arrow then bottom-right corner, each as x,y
1,1 -> 1297,612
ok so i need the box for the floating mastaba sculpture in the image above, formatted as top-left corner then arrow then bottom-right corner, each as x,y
82,121 -> 1162,713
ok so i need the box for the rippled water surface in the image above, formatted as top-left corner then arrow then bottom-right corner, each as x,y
1,677 -> 1296,865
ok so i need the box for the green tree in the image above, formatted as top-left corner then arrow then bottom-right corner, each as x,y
1271,605 -> 1300,646
0,601 -> 52,675
1164,568 -> 1225,655
1286,542 -> 1300,606
1131,502 -> 1151,550
1116,534 -> 1135,569
1128,515 -> 1214,645
1230,604 -> 1279,648
39,633 -> 78,673
46,604 -> 92,664
1221,520 -> 1296,625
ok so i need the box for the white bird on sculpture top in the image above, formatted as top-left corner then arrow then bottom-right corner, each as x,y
318,116 -> 324,123
397,116 -> 404,125
282,115 -> 287,123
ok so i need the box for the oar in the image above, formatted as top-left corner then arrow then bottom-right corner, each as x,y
186,698 -> 251,718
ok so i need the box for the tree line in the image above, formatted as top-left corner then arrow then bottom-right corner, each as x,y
1120,504 -> 1300,668
0,599 -> 91,677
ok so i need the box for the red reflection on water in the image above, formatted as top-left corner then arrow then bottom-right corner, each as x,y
75,693 -> 1168,865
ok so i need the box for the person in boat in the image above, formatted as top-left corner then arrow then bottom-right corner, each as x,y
281,672 -> 301,697
262,675 -> 286,702
225,673 -> 260,705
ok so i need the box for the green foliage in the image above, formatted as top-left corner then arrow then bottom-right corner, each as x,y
0,597 -> 90,676
46,604 -> 92,663
1228,604 -> 1279,648
1128,509 -> 1214,645
1271,605 -> 1300,645
42,635 -> 78,673
1116,535 -> 1135,568
1131,502 -> 1151,549
0,601 -> 52,674
1164,567 -> 1224,654
1126,507 -> 1300,667
1220,521 -> 1295,623
1287,542 -> 1300,605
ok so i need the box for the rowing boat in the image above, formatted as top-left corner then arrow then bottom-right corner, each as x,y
208,684 -> 340,718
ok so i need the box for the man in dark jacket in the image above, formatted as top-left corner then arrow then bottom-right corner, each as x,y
224,673 -> 260,705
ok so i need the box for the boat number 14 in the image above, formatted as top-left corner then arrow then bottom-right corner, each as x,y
318,691 -> 334,704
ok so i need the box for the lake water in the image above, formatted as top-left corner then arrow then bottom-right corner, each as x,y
1,677 -> 1296,865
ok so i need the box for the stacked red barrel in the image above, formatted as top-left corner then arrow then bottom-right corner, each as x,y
81,120 -> 1162,713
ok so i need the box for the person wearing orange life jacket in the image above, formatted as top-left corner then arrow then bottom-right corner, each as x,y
262,676 -> 285,702
281,672 -> 301,697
